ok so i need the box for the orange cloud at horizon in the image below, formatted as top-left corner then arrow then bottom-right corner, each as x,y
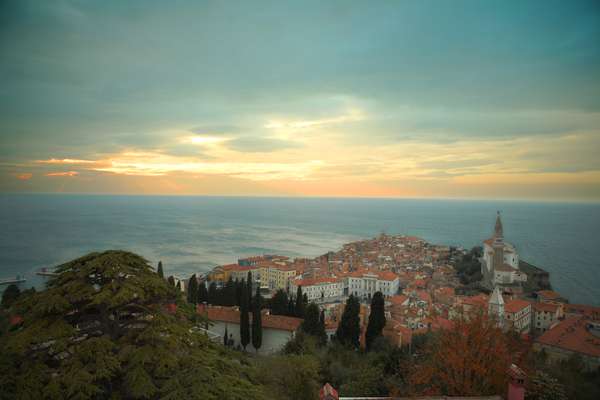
46,171 -> 79,177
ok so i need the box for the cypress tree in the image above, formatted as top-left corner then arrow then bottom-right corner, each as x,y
197,280 -> 208,304
240,281 -> 250,350
365,291 -> 386,351
295,286 -> 305,318
208,281 -> 218,305
223,325 -> 228,346
251,285 -> 262,352
287,297 -> 295,317
224,276 -> 236,306
187,274 -> 198,304
157,261 -> 164,279
318,309 -> 327,345
336,294 -> 361,349
235,279 -> 242,306
176,281 -> 182,292
246,271 -> 253,309
167,276 -> 175,287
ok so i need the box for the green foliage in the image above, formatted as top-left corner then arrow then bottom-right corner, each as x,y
1,284 -> 21,308
157,261 -> 164,279
197,280 -> 208,304
532,353 -> 600,400
187,274 -> 198,304
365,291 -> 386,351
0,250 -> 268,400
301,303 -> 327,345
252,286 -> 262,352
336,295 -> 360,349
295,286 -> 305,318
454,246 -> 483,285
258,355 -> 320,400
270,289 -> 289,315
526,371 -> 568,400
240,280 -> 250,350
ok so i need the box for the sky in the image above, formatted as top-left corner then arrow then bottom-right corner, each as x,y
1,0 -> 599,201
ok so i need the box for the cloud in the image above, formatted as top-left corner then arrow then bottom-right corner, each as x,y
226,137 -> 302,153
15,172 -> 32,180
46,171 -> 79,177
36,158 -> 96,165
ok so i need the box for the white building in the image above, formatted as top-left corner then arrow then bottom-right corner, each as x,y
344,270 -> 400,301
290,277 -> 344,303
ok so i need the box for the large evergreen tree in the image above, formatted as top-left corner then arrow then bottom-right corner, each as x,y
365,291 -> 386,351
167,275 -> 175,287
240,280 -> 250,350
295,286 -> 305,318
270,289 -> 288,315
252,285 -> 262,352
157,261 -> 164,279
0,251 -> 268,399
187,274 -> 198,304
336,294 -> 361,349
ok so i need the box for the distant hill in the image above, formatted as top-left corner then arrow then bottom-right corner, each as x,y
0,251 -> 268,400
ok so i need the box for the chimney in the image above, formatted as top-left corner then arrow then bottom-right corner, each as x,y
507,364 -> 525,400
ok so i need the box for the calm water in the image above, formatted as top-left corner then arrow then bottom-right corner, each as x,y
1,194 -> 599,305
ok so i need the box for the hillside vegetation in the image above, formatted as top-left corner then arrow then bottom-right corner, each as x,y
0,251 -> 267,400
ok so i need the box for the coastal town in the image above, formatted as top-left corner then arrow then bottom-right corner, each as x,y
172,212 -> 600,371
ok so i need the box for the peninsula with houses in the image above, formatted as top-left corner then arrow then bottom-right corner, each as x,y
2,213 -> 599,400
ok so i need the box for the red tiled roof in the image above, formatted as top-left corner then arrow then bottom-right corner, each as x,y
222,263 -> 257,272
536,290 -> 562,300
461,294 -> 489,308
536,317 -> 600,357
533,302 -> 560,313
565,304 -> 600,320
200,305 -> 302,332
377,270 -> 398,281
390,295 -> 409,306
505,299 -> 530,314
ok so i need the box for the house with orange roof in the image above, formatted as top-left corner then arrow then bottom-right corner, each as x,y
504,299 -> 531,334
565,304 -> 600,321
197,304 -> 302,354
534,316 -> 600,370
532,301 -> 563,334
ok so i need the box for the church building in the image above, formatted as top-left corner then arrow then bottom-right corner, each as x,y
481,212 -> 527,288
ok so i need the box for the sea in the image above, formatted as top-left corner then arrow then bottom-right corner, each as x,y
1,194 -> 599,306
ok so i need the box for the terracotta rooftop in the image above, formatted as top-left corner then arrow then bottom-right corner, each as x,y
198,305 -> 302,332
536,290 -> 563,300
221,263 -> 257,272
565,304 -> 600,320
504,299 -> 530,313
390,295 -> 409,306
533,302 -> 560,313
378,270 -> 399,281
536,316 -> 600,358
